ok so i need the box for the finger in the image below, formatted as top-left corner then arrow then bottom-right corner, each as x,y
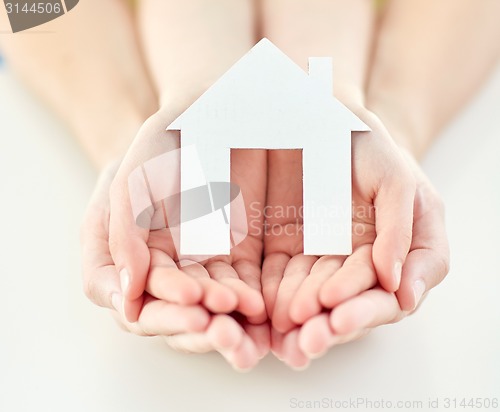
163,314 -> 243,355
244,322 -> 271,360
82,264 -> 120,310
280,328 -> 310,370
319,244 -> 377,309
219,335 -> 262,372
138,298 -> 210,336
146,266 -> 202,305
163,334 -> 213,354
207,315 -> 262,371
81,236 -> 120,309
109,174 -> 151,322
261,253 -> 290,317
146,249 -> 202,305
396,249 -> 448,311
81,168 -> 121,309
182,262 -> 238,313
206,314 -> 245,349
114,295 -> 210,337
330,328 -> 371,346
299,315 -> 372,359
206,261 -> 265,319
298,314 -> 335,359
233,259 -> 267,324
108,118 -> 184,323
270,327 -> 286,361
372,170 -> 415,292
398,248 -> 450,311
289,255 -> 345,324
272,255 -> 317,333
397,195 -> 449,311
330,288 -> 402,335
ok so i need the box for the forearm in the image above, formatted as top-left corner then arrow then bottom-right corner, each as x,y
258,0 -> 376,109
0,0 -> 157,169
137,0 -> 256,112
367,0 -> 500,157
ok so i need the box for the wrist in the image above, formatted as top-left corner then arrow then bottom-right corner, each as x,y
73,99 -> 156,170
158,83 -> 216,118
366,92 -> 434,159
335,84 -> 367,112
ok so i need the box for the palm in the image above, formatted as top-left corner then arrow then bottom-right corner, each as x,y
108,110 -> 271,368
261,124 -> 413,367
262,140 -> 378,324
145,148 -> 268,321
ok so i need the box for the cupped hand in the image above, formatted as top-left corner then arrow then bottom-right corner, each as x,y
84,107 -> 269,368
106,109 -> 267,322
82,108 -> 271,370
82,106 -> 449,370
81,162 -> 208,337
262,110 -> 449,368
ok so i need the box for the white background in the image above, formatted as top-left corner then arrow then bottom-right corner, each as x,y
0,62 -> 499,412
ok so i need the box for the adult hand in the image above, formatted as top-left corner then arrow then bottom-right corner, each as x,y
106,109 -> 265,322
84,107 -> 271,369
81,161 -> 208,335
81,156 -> 269,370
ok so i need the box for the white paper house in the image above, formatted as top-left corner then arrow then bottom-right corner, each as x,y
167,38 -> 370,256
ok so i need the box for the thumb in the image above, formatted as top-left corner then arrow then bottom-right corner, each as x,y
109,171 -> 151,323
81,163 -> 125,311
107,114 -> 183,323
396,248 -> 449,312
396,190 -> 450,311
372,171 -> 415,292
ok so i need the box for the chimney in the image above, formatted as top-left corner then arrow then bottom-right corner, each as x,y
308,57 -> 333,95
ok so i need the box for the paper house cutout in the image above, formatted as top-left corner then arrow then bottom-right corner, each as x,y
167,38 -> 370,256
128,147 -> 248,264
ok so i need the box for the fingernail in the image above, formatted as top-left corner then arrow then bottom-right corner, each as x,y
233,365 -> 253,373
120,268 -> 130,296
271,350 -> 284,361
393,261 -> 402,289
303,350 -> 326,360
290,363 -> 310,372
111,293 -> 124,317
412,279 -> 426,309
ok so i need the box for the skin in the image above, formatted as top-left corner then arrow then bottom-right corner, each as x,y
82,154 -> 269,370
367,0 -> 500,157
106,0 -> 271,368
4,0 -> 500,369
0,0 -> 158,168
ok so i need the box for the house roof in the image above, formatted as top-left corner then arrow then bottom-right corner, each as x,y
167,38 -> 369,147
